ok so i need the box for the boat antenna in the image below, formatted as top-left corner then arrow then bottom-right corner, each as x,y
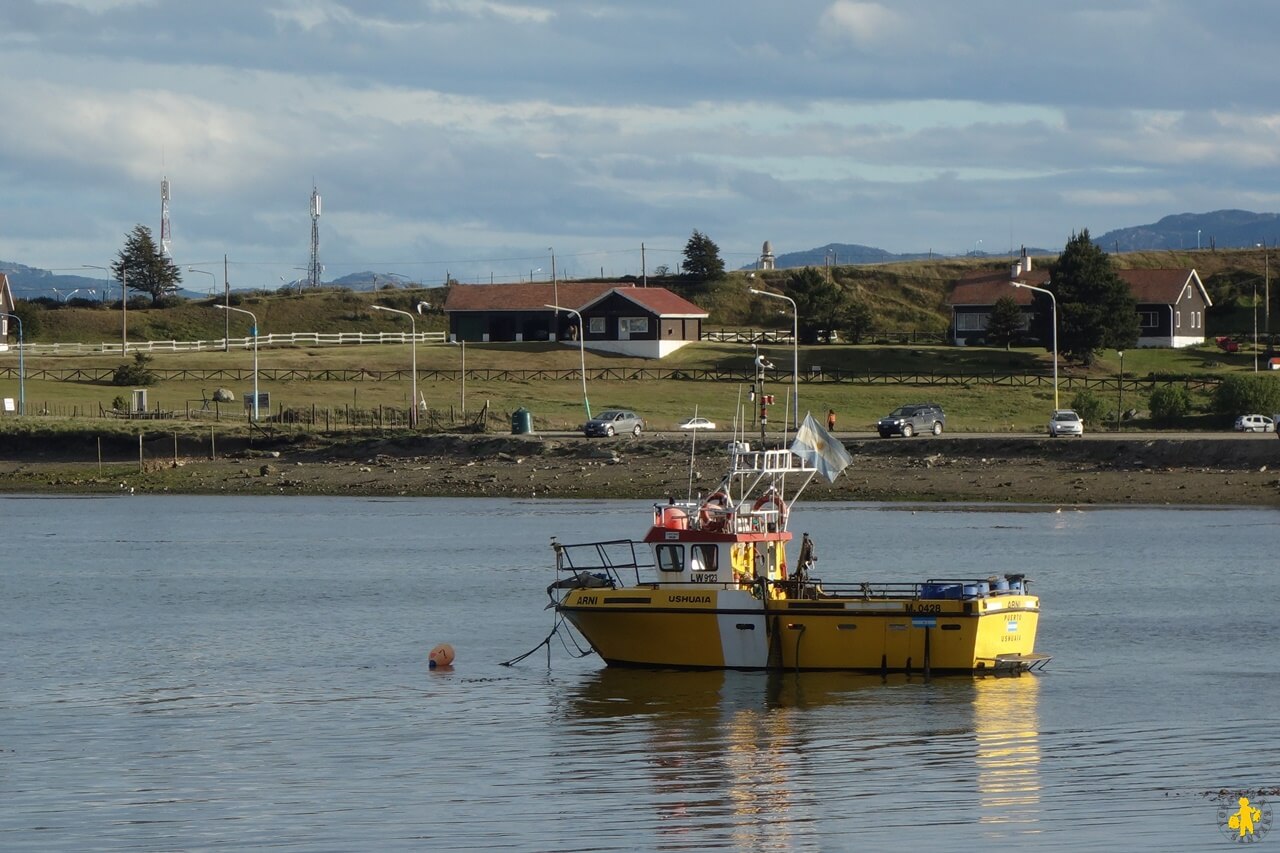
686,405 -> 698,501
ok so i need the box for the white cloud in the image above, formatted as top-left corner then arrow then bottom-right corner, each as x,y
818,1 -> 905,47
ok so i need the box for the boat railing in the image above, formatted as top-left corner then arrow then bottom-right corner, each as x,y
553,538 -> 653,588
800,575 -> 1031,600
729,447 -> 816,477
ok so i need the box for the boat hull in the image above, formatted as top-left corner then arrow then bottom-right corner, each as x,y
559,587 -> 1042,673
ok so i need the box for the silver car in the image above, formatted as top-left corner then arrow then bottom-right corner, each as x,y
584,409 -> 644,437
1048,409 -> 1084,437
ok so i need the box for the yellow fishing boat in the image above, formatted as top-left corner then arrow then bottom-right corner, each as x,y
548,416 -> 1048,674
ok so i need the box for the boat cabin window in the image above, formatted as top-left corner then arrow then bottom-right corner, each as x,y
691,544 -> 718,573
656,544 -> 684,573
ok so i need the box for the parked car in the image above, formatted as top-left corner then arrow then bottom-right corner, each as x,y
584,409 -> 644,437
1233,414 -> 1275,433
678,416 -> 716,431
1048,409 -> 1084,437
877,403 -> 945,438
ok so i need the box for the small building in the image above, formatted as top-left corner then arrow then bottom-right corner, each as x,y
0,274 -> 15,348
1124,268 -> 1213,348
443,282 -> 708,359
948,253 -> 1046,345
948,253 -> 1213,348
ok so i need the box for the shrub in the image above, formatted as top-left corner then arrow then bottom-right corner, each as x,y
1211,375 -> 1280,416
1069,390 -> 1107,426
1148,385 -> 1192,424
111,352 -> 158,387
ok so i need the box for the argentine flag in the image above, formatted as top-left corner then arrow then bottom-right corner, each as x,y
789,412 -> 853,483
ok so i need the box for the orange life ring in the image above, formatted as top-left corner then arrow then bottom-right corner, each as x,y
699,491 -> 730,530
751,493 -> 787,526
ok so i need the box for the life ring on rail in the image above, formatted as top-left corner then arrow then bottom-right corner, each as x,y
699,491 -> 730,530
751,493 -> 787,527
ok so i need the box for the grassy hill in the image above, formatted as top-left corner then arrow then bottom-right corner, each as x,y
1,250 -> 1274,436
10,247 -> 1274,344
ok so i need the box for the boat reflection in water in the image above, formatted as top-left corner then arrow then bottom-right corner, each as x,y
973,675 -> 1042,834
553,669 -> 1042,845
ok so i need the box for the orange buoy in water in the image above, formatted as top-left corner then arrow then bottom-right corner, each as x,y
428,643 -> 455,669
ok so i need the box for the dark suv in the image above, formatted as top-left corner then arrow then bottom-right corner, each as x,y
877,403 -> 945,438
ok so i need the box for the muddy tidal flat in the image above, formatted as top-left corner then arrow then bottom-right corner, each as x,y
1,432 -> 1278,507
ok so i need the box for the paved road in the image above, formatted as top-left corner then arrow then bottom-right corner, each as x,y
534,429 -> 1279,442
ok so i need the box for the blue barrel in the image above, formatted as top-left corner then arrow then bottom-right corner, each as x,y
993,579 -> 1010,593
511,408 -> 533,435
962,584 -> 979,598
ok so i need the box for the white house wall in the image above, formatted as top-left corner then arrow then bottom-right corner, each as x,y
561,339 -> 695,359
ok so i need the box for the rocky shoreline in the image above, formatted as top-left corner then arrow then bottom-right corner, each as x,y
1,432 -> 1278,506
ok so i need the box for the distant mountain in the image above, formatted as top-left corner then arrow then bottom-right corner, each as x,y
0,260 -> 208,301
0,261 -> 113,301
742,242 -> 1052,271
1093,210 -> 1280,252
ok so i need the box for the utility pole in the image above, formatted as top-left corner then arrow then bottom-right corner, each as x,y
223,254 -> 230,351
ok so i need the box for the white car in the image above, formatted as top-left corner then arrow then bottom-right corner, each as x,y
1233,414 -> 1275,432
1048,409 -> 1084,437
678,417 -> 717,431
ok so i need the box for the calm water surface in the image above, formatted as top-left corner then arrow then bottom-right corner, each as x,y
3,495 -> 1277,851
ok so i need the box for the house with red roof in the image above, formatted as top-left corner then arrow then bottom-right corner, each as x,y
443,281 -> 709,359
948,252 -> 1212,348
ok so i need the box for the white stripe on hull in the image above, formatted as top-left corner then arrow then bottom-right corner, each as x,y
714,590 -> 768,667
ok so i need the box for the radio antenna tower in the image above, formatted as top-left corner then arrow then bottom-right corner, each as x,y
160,175 -> 172,257
308,185 -> 322,288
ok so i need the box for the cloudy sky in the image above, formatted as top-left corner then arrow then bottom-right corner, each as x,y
2,0 -> 1278,289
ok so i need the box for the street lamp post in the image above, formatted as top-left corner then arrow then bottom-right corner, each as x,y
1012,282 -> 1059,410
1258,243 -> 1270,342
548,249 -> 558,333
185,267 -> 215,297
1253,283 -> 1259,373
544,304 -> 591,421
453,338 -> 466,418
749,287 -> 799,430
371,304 -> 419,427
1116,350 -> 1124,431
118,271 -> 127,353
215,304 -> 259,420
1,312 -> 23,415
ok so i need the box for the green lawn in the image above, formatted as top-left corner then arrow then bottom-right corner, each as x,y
0,338 -> 1249,435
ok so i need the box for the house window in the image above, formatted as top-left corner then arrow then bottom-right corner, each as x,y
1176,312 -> 1181,329
656,544 -> 684,573
956,312 -> 989,331
588,317 -> 605,335
1138,311 -> 1158,328
622,317 -> 649,334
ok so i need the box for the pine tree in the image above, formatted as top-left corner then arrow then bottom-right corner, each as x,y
785,267 -> 847,344
681,230 -> 726,281
985,295 -> 1026,350
112,224 -> 183,304
1050,230 -> 1139,365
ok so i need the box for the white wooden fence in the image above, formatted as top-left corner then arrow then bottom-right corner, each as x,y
16,330 -> 449,356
